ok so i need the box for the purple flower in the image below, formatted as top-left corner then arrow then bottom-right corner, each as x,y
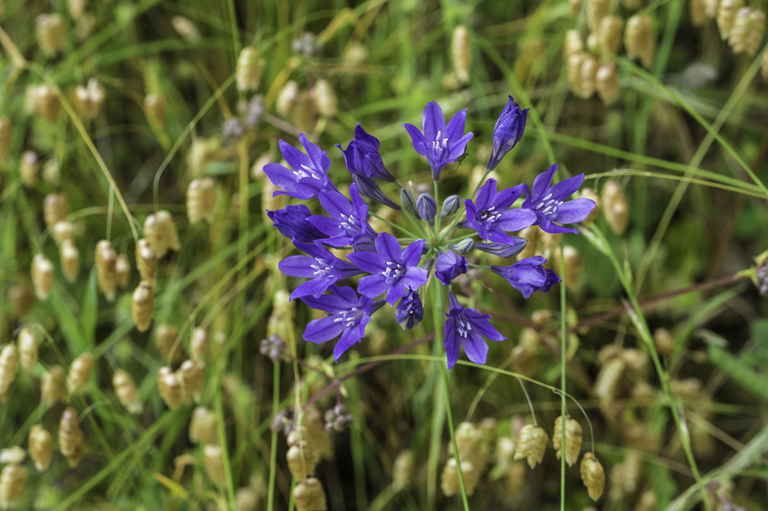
491,256 -> 561,298
487,96 -> 529,171
443,292 -> 506,369
264,134 -> 335,200
461,179 -> 537,243
266,204 -> 324,243
352,174 -> 400,210
474,238 -> 528,258
347,233 -> 429,305
435,251 -> 468,285
309,184 -> 378,250
337,124 -> 395,182
278,241 -> 362,300
301,285 -> 384,361
395,288 -> 423,329
417,193 -> 437,224
403,101 -> 474,180
521,164 -> 596,234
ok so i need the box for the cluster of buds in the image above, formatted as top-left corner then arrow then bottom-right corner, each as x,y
323,404 -> 353,432
270,408 -> 295,436
259,334 -> 287,363
59,406 -> 85,468
441,421 -> 490,496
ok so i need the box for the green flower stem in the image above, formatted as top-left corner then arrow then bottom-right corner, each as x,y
267,362 -> 280,511
369,212 -> 421,238
559,247 -> 567,511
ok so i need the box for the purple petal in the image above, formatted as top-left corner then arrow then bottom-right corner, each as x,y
333,315 -> 370,361
403,124 -> 427,156
375,233 -> 403,262
278,140 -> 307,171
548,173 -> 585,202
347,251 -> 385,273
443,323 -> 460,369
303,315 -> 346,343
495,209 -> 537,232
492,184 -> 525,210
530,164 -> 558,201
318,191 -> 352,218
444,109 -> 468,141
552,198 -> 595,225
264,163 -> 298,190
422,101 -> 446,140
279,255 -> 318,278
468,316 -> 506,342
475,179 -> 497,209
357,274 -> 388,298
463,333 -> 489,365
290,277 -> 334,300
402,240 -> 426,267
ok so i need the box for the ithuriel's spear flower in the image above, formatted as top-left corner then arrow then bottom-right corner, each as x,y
487,96 -> 529,171
395,288 -> 424,329
435,251 -> 468,285
403,101 -> 474,180
266,204 -> 325,243
309,184 -> 378,251
521,164 -> 596,234
461,178 -> 536,243
347,233 -> 429,305
337,124 -> 395,182
301,285 -> 385,361
278,241 -> 363,300
491,256 -> 561,298
264,134 -> 336,200
444,291 -> 506,369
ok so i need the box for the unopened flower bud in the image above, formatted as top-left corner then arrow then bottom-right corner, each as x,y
0,343 -> 19,403
417,193 -> 437,224
203,445 -> 225,485
31,254 -> 54,301
20,150 -> 40,187
293,477 -> 327,511
0,464 -> 28,508
553,415 -> 583,467
144,93 -> 166,125
324,404 -> 354,433
292,32 -> 321,57
447,238 -> 475,255
312,79 -> 337,118
18,328 -> 38,372
172,16 -> 200,40
67,352 -> 93,394
113,369 -> 142,414
599,16 -> 623,54
276,81 -> 300,117
451,25 -> 472,84
439,195 -> 461,218
581,452 -> 605,500
0,118 -> 11,159
596,62 -> 620,106
36,14 -> 67,56
95,240 -> 117,301
487,96 -> 529,170
730,8 -> 765,55
28,425 -> 53,472
236,46 -> 265,92
400,187 -> 420,218
190,406 -> 218,445
41,365 -> 67,407
625,14 -> 655,68
514,424 -> 549,469
59,406 -> 84,468
587,0 -> 610,30
158,366 -> 182,409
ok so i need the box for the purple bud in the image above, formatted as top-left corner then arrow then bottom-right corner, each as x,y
487,96 -> 529,171
396,288 -> 424,329
400,187 -> 420,218
474,238 -> 528,258
447,238 -> 474,255
435,251 -> 468,285
439,195 -> 461,218
352,174 -> 400,210
417,193 -> 437,224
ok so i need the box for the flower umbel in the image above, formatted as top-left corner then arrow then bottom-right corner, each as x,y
444,292 -> 506,369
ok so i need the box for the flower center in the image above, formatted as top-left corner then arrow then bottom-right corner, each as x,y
381,260 -> 405,285
310,258 -> 333,278
339,213 -> 360,235
533,192 -> 561,217
456,316 -> 472,338
430,130 -> 449,159
477,206 -> 501,228
334,306 -> 362,327
296,163 -> 321,180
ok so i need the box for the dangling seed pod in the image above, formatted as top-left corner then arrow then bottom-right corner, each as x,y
67,352 -> 93,394
203,445 -> 225,485
312,79 -> 338,118
705,0 -> 719,19
155,324 -> 184,363
286,439 -> 319,480
187,178 -> 216,225
581,452 -> 605,500
20,150 -> 40,188
564,30 -> 584,60
60,239 -> 80,283
0,464 -> 28,509
131,281 -> 154,333
605,193 -> 629,235
31,254 -> 54,301
52,221 -> 75,246
17,328 -> 38,372
68,0 -> 87,20
36,13 -> 67,56
95,240 -> 117,301
717,0 -> 745,41
115,254 -> 130,288
441,458 -> 480,496
112,369 -> 143,414
596,62 -> 620,106
59,406 -> 84,468
135,239 -> 157,285
276,81 -> 300,117
157,366 -> 182,409
0,447 -> 25,466
579,188 -> 601,226
293,477 -> 327,511
0,343 -> 19,403
514,424 -> 549,469
393,450 -> 414,489
72,79 -> 105,120
729,8 -> 766,55
303,406 -> 333,461
191,327 -> 209,361
567,53 -> 587,96
553,415 -> 583,467
41,365 -> 67,407
172,16 -> 200,40
236,46 -> 265,92
587,0 -> 610,30
30,85 -> 61,122
0,117 -> 11,159
44,194 -> 69,230
144,210 -> 180,258
653,327 -> 674,356
178,359 -> 205,403
42,158 -> 60,187
28,425 -> 53,472
189,407 -> 218,445
625,15 -> 655,68
690,0 -> 707,26
144,93 -> 166,125
579,54 -> 599,98
451,25 -> 472,84
598,15 -> 624,54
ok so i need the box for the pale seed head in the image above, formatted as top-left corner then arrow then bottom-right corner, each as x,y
598,15 -> 623,54
41,365 -> 68,407
31,254 -> 54,301
293,477 -> 327,511
20,150 -> 40,187
451,25 -> 472,84
113,369 -> 143,414
581,452 -> 606,501
553,415 -> 583,467
95,240 -> 117,301
236,46 -> 265,92
17,328 -> 38,372
60,239 -> 80,283
67,352 -> 94,394
189,406 -> 218,445
187,178 -> 216,225
28,425 -> 53,472
36,13 -> 68,56
157,366 -> 182,409
717,0 -> 745,41
625,14 -> 655,68
0,463 -> 28,508
596,62 -> 620,106
131,281 -> 155,333
59,406 -> 84,468
514,424 -> 549,469
312,79 -> 338,118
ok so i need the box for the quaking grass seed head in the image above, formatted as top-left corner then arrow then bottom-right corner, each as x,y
60,239 -> 80,283
393,450 -> 414,489
276,81 -> 300,117
52,220 -> 76,246
31,254 -> 54,301
189,406 -> 218,445
187,178 -> 216,225
178,359 -> 205,403
20,150 -> 39,187
136,239 -> 157,285
157,366 -> 182,409
131,281 -> 155,333
17,328 -> 38,372
0,447 -> 25,465
67,352 -> 93,394
44,193 -> 69,230
71,79 -> 105,120
36,13 -> 67,56
236,46 -> 265,92
29,85 -> 61,122
286,440 -> 319,480
580,452 -> 606,501
112,369 -> 143,414
155,324 -> 184,363
115,254 -> 130,288
41,365 -> 67,407
717,0 -> 745,41
596,62 -> 620,106
203,445 -> 225,485
553,415 -> 583,467
28,424 -> 53,472
729,8 -> 766,55
690,0 -> 707,26
451,24 -> 472,84
598,15 -> 623,54
625,14 -> 655,68
441,458 -> 479,496
0,463 -> 28,509
95,240 -> 117,301
514,424 -> 549,469
144,93 -> 166,125
293,477 -> 327,511
144,210 -> 180,258
0,343 -> 19,403
312,79 -> 338,118
59,406 -> 84,468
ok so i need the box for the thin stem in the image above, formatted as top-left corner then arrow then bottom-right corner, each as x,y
559,247 -> 567,511
442,368 -> 471,511
369,212 -> 421,238
267,363 -> 280,511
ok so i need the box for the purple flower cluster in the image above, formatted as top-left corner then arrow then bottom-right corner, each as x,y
265,96 -> 595,367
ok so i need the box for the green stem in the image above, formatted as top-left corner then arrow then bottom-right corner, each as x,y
369,212 -> 421,238
267,363 -> 280,511
559,247 -> 567,511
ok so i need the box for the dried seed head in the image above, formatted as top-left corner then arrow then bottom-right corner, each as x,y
596,62 -> 620,106
59,406 -> 84,468
514,424 -> 549,469
187,178 -> 216,224
625,15 -> 655,68
28,425 -> 53,472
579,54 -> 599,98
0,117 -> 11,159
594,357 -> 625,408
202,445 -> 225,485
68,0 -> 87,20
190,327 -> 209,361
172,16 -> 200,40
236,487 -> 258,511
599,16 -> 624,54
155,324 -> 183,363
564,30 -> 585,60
17,328 -> 38,372
441,458 -> 479,496
60,239 -> 80,283
286,440 -> 319,480
0,343 -> 19,403
705,0 -> 719,19
324,404 -> 354,432
131,281 -> 154,333
342,41 -> 369,66
690,0 -> 708,26
567,53 -> 587,96
610,451 -> 641,500
718,0 -> 745,41
29,84 -> 61,122
619,348 -> 648,376
636,489 -> 657,511
570,0 -> 582,15
276,81 -> 300,117
113,369 -> 142,414
392,450 -> 414,488
41,365 -> 68,407
178,359 -> 205,403
135,239 -> 157,285
530,309 -> 552,327
42,158 -> 60,187
553,415 -> 583,467
259,334 -> 287,363
293,477 -> 327,511
7,285 -> 34,320
36,13 -> 67,56
653,327 -> 674,356
303,406 -> 334,461
115,254 -> 130,288
157,366 -> 182,409
581,452 -> 605,501
0,464 -> 28,509
579,187 -> 601,226
605,192 -> 629,235
20,150 -> 40,188
144,210 -> 180,258
52,221 -> 75,246
588,0 -> 610,30
75,12 -> 96,40
455,422 -> 484,462
31,254 -> 54,301
187,136 -> 220,177
730,8 -> 765,55
312,79 -> 338,118
67,352 -> 93,394
95,240 -> 117,301
144,93 -> 166,125
494,436 -> 517,472
189,406 -> 218,445
451,25 -> 472,84
560,245 -> 582,288
236,46 -> 265,92
72,79 -> 105,120
0,447 -> 25,465
670,377 -> 704,400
